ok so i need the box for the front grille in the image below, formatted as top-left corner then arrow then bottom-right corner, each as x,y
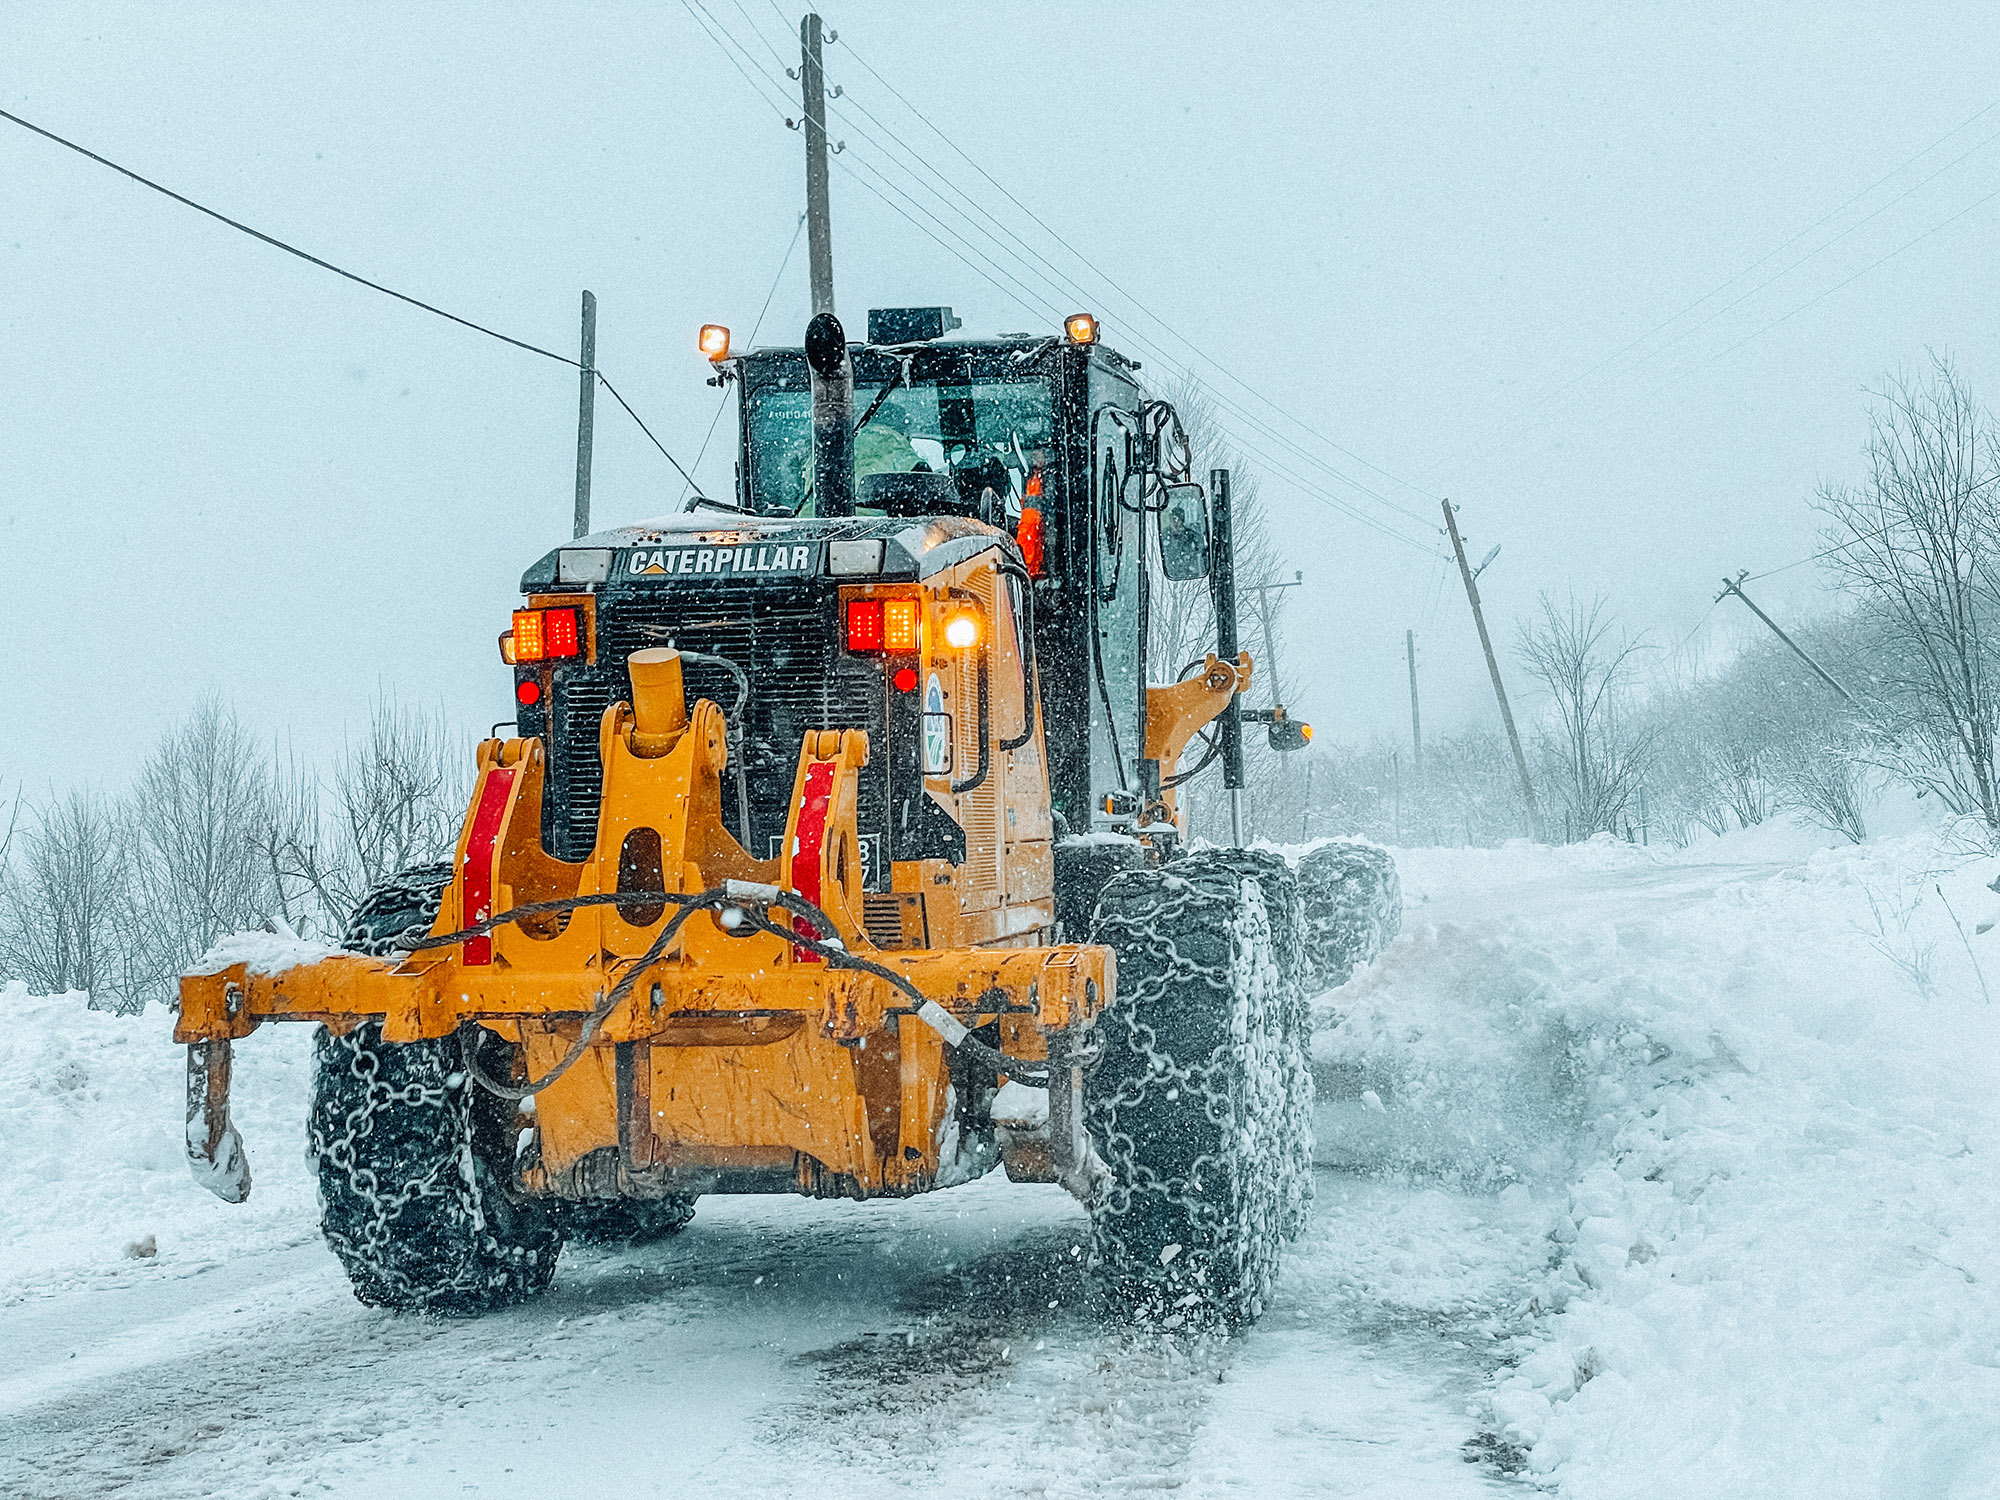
548,586 -> 889,876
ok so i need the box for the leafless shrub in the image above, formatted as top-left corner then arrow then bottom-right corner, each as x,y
0,788 -> 139,1009
1857,881 -> 1940,1001
1516,593 -> 1655,840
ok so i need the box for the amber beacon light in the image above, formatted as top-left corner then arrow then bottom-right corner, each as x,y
1064,313 -> 1099,345
699,324 -> 732,361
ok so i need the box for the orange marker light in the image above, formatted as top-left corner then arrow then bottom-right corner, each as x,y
883,598 -> 919,653
1064,313 -> 1099,345
512,609 -> 546,662
699,324 -> 731,361
544,608 -> 580,659
846,599 -> 885,653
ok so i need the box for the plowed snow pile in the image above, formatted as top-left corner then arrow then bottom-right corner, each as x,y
1315,831 -> 2000,1497
0,984 -> 318,1299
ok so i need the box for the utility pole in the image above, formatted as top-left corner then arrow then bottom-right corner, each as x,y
1716,572 -> 1857,705
1211,469 -> 1247,846
1405,628 -> 1423,780
572,290 -> 596,539
1444,500 -> 1544,840
797,13 -> 836,317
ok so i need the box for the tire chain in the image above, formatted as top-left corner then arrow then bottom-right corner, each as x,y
311,864 -> 561,1313
1294,840 -> 1404,988
1085,850 -> 1314,1326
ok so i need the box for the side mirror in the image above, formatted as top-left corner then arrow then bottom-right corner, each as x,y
1159,483 -> 1210,580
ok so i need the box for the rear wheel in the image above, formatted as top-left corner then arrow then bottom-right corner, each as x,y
310,866 -> 566,1313
564,1196 -> 697,1245
1085,849 -> 1312,1325
1296,839 -> 1403,988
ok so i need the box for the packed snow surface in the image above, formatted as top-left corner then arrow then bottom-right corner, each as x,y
4,823 -> 1999,1497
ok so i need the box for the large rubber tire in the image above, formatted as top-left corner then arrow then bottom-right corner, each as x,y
1295,839 -> 1403,988
309,865 -> 566,1314
340,861 -> 453,956
1085,849 -> 1314,1326
564,1196 -> 698,1245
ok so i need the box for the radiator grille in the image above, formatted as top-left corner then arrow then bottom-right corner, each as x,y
548,587 -> 888,872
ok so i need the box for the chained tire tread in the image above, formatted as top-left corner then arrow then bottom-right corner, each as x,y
1085,848 -> 1314,1325
1295,839 -> 1403,987
311,866 -> 565,1313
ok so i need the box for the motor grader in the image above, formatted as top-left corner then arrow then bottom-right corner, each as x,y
178,305 -> 1364,1325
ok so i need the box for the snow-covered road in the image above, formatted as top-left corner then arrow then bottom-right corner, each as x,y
7,832 -> 1998,1498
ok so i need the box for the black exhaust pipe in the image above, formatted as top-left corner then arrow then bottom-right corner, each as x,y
805,312 -> 854,518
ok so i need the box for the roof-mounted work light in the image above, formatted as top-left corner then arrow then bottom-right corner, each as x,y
1064,313 -> 1099,345
699,324 -> 732,361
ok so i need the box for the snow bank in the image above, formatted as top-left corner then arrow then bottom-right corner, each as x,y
1316,832 -> 2000,1496
0,982 -> 318,1300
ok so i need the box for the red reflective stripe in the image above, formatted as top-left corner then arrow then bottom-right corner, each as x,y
789,760 -> 836,962
461,767 -> 515,966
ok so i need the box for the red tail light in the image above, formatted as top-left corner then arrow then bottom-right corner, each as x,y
1016,506 -> 1046,578
543,608 -> 580,659
846,600 -> 885,653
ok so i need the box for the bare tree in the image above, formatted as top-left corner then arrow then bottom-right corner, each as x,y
1816,354 -> 2000,826
1516,593 -> 1654,840
125,697 -> 279,1000
0,788 -> 137,1007
267,696 -> 473,935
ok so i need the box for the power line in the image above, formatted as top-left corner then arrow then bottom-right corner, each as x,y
684,211 -> 807,498
1480,95 -> 2000,453
0,102 -> 708,490
0,105 -> 574,367
686,10 -> 1444,557
833,34 -> 1443,510
824,74 -> 1440,530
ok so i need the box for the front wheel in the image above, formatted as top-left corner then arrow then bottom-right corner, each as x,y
309,1020 -> 566,1313
1085,849 -> 1312,1326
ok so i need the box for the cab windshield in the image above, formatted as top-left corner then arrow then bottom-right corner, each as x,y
746,375 -> 1055,517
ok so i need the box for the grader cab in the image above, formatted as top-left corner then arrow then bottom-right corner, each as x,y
177,307 -> 1360,1325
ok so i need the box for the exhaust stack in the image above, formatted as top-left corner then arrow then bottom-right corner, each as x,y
806,312 -> 854,518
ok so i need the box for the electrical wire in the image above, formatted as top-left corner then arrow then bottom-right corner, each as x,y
817,69 -> 1442,529
1475,116 -> 2000,467
1483,96 -> 2000,450
741,9 -> 1441,535
686,9 -> 1446,557
832,34 -> 1443,509
683,211 -> 807,500
0,102 -> 709,491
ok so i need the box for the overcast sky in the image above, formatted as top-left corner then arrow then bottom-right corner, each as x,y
5,3 -> 1999,795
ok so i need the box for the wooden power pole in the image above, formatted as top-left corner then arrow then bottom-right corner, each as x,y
572,290 -> 596,539
1406,628 -> 1423,780
1716,572 -> 1857,705
798,13 -> 837,317
1444,500 -> 1544,840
